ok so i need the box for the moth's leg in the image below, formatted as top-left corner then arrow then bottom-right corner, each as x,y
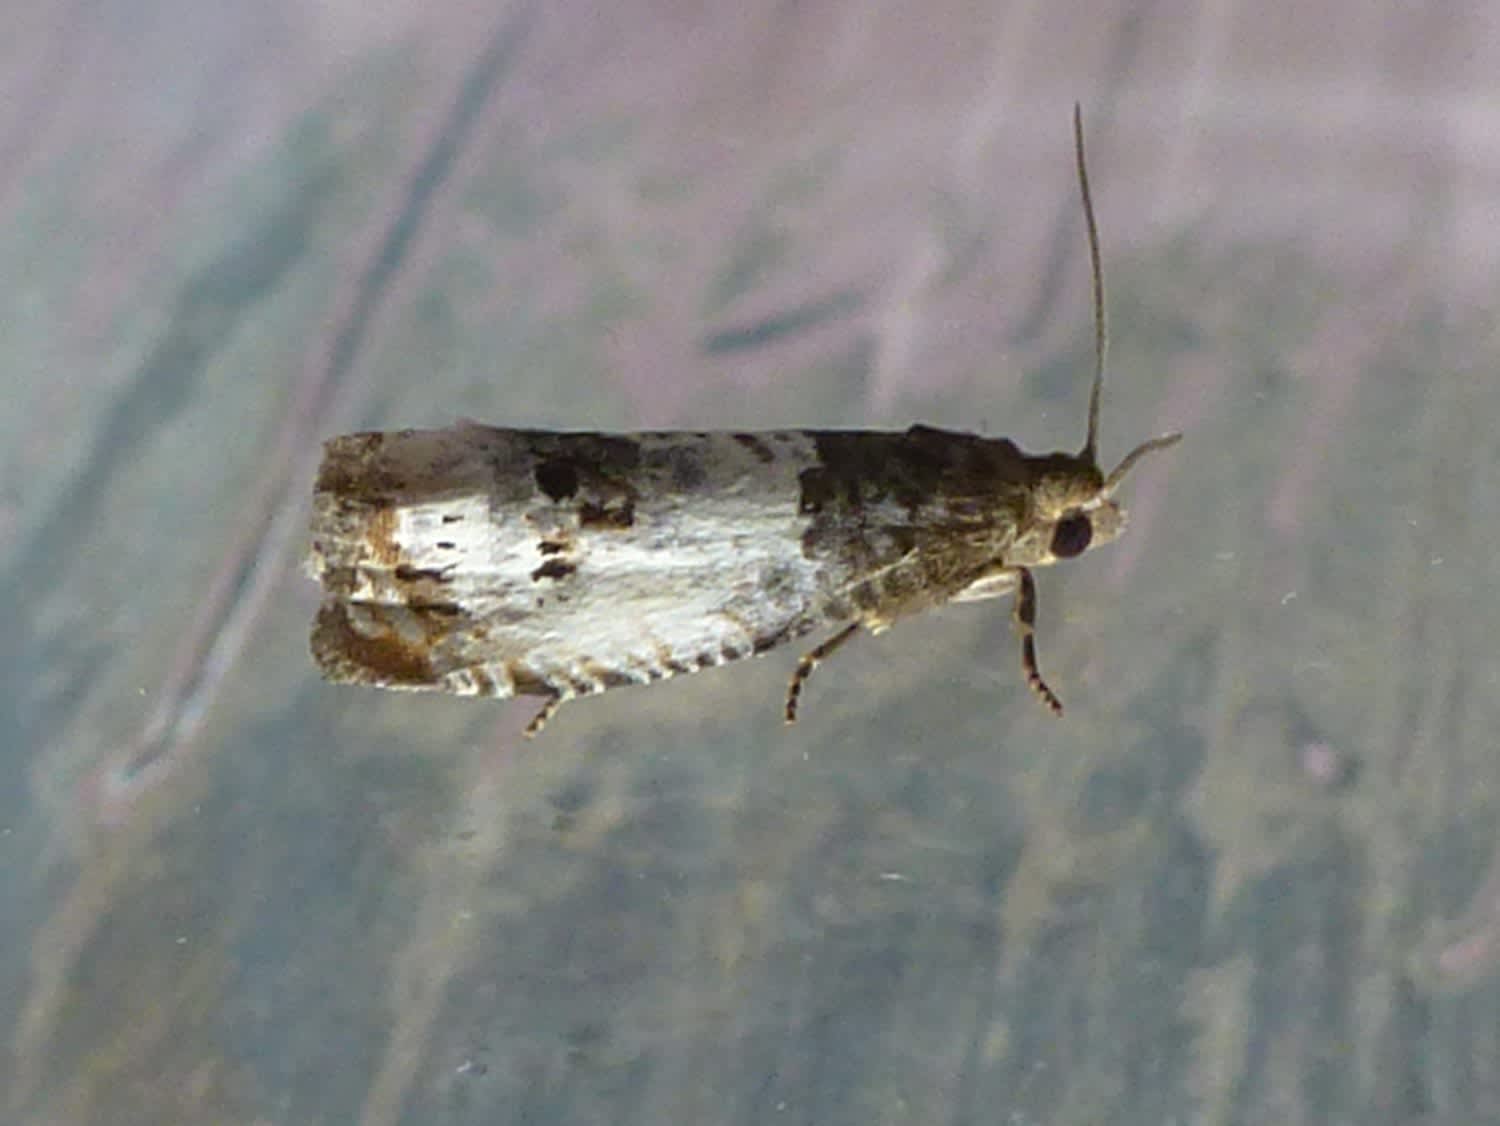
524,693 -> 564,738
785,622 -> 861,725
1012,567 -> 1064,716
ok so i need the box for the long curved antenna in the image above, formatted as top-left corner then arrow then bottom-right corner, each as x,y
1073,105 -> 1183,493
1074,103 -> 1106,466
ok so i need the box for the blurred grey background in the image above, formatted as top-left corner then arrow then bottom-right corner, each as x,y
4,1 -> 1500,1123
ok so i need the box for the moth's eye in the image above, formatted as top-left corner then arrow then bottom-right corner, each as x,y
1051,513 -> 1092,559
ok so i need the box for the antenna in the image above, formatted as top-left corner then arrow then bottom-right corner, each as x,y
1073,104 -> 1182,488
1074,103 -> 1105,466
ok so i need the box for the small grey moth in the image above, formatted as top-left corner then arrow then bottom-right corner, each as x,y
305,106 -> 1180,736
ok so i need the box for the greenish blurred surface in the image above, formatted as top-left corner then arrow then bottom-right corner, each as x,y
4,2 -> 1500,1123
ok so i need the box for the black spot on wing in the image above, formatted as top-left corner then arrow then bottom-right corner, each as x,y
528,434 -> 645,529
530,434 -> 642,488
394,564 -> 451,583
530,558 -> 578,582
535,458 -> 579,501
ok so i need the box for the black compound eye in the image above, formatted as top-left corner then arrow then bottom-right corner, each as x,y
1051,512 -> 1092,559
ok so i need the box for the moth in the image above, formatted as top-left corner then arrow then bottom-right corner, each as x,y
305,106 -> 1180,737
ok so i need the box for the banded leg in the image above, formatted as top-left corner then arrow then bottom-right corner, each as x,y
1012,568 -> 1064,716
524,693 -> 565,738
785,622 -> 860,724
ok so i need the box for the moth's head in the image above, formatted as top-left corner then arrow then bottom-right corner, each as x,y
1010,432 -> 1180,567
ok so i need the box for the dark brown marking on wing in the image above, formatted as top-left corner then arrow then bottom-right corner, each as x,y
582,661 -> 641,690
314,433 -> 387,496
388,560 -> 462,613
311,563 -> 359,599
506,661 -> 557,699
579,499 -> 635,529
645,643 -> 690,678
367,506 -> 401,567
312,603 -> 436,686
315,431 -> 469,505
800,428 -> 1036,517
733,433 -> 777,463
524,434 -> 645,529
799,429 -> 954,516
535,458 -> 579,501
537,539 -> 568,556
394,564 -> 451,584
528,433 -> 643,476
751,619 -> 807,655
530,558 -> 578,582
797,466 -> 838,515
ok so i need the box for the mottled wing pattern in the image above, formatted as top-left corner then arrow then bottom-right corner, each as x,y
307,423 -> 1037,717
793,426 -> 1035,627
310,427 -> 826,702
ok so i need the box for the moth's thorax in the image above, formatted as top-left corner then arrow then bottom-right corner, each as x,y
1004,450 -> 1124,568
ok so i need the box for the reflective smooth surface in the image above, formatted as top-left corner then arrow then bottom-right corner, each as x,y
4,3 -> 1499,1122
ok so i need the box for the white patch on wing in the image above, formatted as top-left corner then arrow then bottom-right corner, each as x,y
340,432 -> 838,693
